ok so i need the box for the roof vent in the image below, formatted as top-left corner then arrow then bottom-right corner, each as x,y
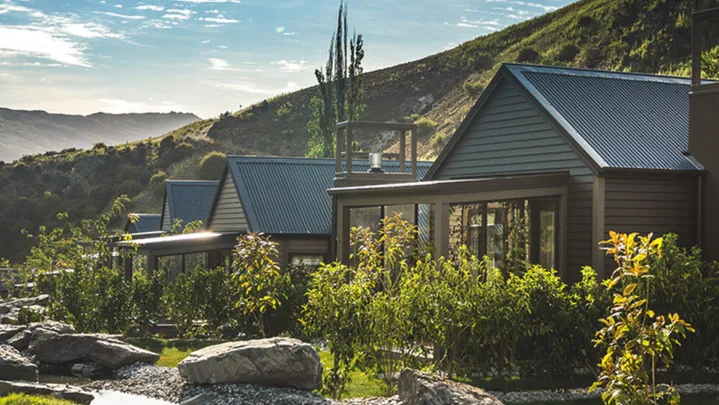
368,152 -> 383,173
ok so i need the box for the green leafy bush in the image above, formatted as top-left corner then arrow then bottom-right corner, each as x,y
414,117 -> 438,138
462,79 -> 484,96
132,270 -> 166,336
557,43 -> 581,62
591,232 -> 693,404
198,152 -> 227,181
516,47 -> 540,63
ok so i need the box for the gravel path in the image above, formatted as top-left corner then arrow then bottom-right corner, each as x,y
83,363 -> 719,405
83,363 -> 401,405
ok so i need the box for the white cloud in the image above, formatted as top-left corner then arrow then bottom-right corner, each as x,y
163,8 -> 194,20
135,5 -> 164,11
60,23 -> 124,39
484,0 -> 557,12
206,9 -> 220,14
94,11 -> 146,20
208,57 -> 231,70
98,98 -> 188,113
114,4 -> 123,8
199,15 -> 239,23
207,81 -> 300,95
217,45 -> 227,49
204,24 -> 223,28
275,26 -> 285,34
273,59 -> 310,73
456,17 -> 501,29
0,26 -> 90,67
201,39 -> 211,44
176,0 -> 240,3
282,32 -> 299,36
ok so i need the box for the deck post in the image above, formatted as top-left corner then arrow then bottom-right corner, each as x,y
433,203 -> 449,258
399,130 -> 406,173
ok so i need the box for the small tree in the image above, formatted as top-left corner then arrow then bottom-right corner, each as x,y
591,232 -> 694,404
232,233 -> 285,338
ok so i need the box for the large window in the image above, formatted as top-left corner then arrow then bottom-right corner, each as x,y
449,198 -> 559,270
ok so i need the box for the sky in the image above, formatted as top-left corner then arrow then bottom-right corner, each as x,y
0,0 -> 573,119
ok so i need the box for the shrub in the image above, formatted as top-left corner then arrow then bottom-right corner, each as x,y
429,131 -> 448,155
232,233 -> 286,338
516,47 -> 540,63
149,171 -> 167,198
579,45 -> 603,68
414,117 -> 438,138
557,43 -> 581,62
132,270 -> 165,336
649,234 -> 719,375
463,79 -> 484,96
198,152 -> 227,180
591,232 -> 693,404
465,52 -> 493,71
164,270 -> 202,338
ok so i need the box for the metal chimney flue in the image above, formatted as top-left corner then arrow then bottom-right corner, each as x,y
368,152 -> 383,173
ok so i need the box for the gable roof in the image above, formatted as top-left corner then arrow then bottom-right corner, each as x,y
427,63 -> 703,179
160,180 -> 218,230
124,214 -> 161,233
220,156 -> 432,235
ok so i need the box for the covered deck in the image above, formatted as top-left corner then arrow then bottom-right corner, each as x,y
330,171 -> 569,275
116,232 -> 239,280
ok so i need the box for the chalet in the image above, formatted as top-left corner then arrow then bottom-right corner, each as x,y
160,180 -> 218,232
117,156 -> 430,278
330,63 -> 716,281
123,214 -> 161,234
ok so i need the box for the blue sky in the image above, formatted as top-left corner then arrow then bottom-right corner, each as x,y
0,0 -> 572,118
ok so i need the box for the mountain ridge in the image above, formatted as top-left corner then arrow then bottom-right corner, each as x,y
0,108 -> 201,162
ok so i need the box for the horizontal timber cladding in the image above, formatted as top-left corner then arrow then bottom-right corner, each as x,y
209,171 -> 249,232
602,174 -> 699,275
432,78 -> 595,282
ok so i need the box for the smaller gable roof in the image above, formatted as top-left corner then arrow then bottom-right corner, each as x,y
161,180 -> 218,230
427,63 -> 704,179
124,213 -> 161,233
222,156 -> 432,235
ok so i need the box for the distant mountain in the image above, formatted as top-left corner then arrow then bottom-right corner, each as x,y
0,109 -> 201,162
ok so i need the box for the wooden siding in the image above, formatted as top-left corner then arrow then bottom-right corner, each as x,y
432,78 -> 595,281
208,171 -> 249,232
602,174 -> 699,275
161,199 -> 171,232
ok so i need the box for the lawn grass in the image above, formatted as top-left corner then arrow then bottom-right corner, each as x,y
318,351 -> 386,399
0,394 -> 77,405
125,337 -> 225,368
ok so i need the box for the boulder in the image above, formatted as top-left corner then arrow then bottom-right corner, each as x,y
0,380 -> 94,404
6,330 -> 31,351
178,337 -> 322,390
0,345 -> 38,382
398,369 -> 503,405
32,332 -> 159,369
0,325 -> 24,341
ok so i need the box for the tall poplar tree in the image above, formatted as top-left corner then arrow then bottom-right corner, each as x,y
306,1 -> 365,158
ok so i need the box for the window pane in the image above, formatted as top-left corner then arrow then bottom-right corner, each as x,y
539,200 -> 558,270
291,255 -> 324,266
350,206 -> 382,232
486,202 -> 507,269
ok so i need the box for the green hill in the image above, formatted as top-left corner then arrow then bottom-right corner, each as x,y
0,0 -> 716,262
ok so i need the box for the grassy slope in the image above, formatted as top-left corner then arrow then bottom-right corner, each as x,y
0,0 -> 715,261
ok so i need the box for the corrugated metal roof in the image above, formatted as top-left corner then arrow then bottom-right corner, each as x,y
227,156 -> 431,235
125,214 -> 161,233
164,180 -> 218,229
505,64 -> 701,171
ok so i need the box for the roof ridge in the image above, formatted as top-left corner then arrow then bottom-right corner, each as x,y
504,63 -> 695,84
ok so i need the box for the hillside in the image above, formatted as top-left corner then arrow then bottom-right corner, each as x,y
1,0 -> 717,262
0,109 -> 201,162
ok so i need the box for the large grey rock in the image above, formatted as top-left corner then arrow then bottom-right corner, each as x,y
398,369 -> 503,405
3,321 -> 75,351
0,380 -> 94,404
71,362 -> 101,378
0,345 -> 38,382
32,332 -> 159,369
0,325 -> 24,341
178,337 -> 322,390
